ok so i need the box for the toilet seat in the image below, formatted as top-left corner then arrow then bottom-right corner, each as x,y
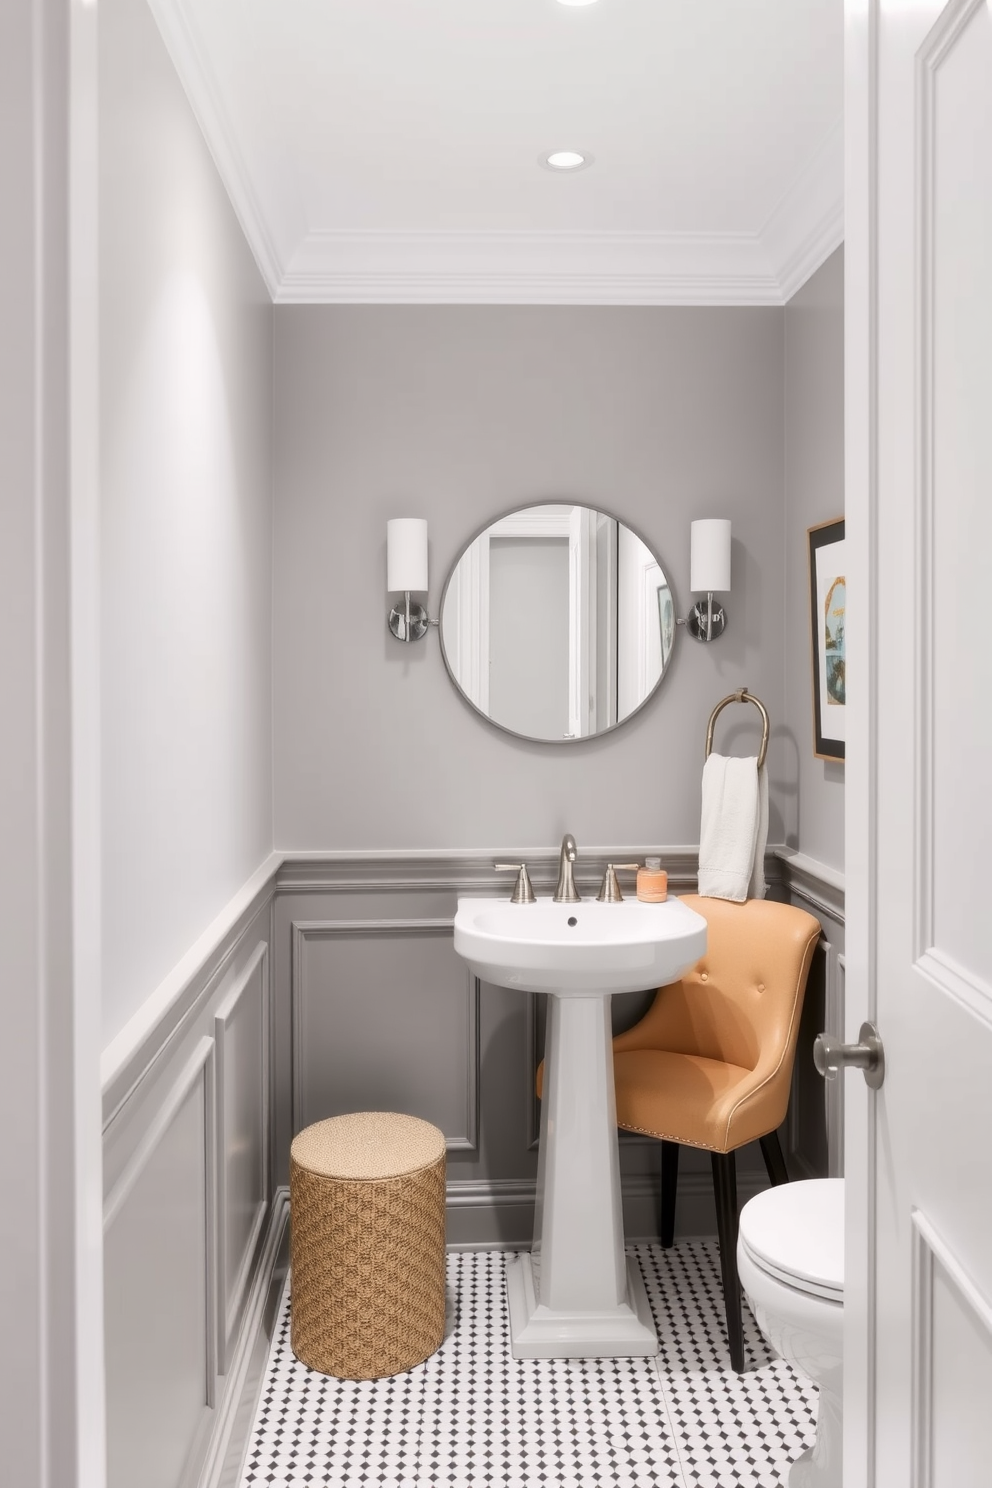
738,1178 -> 844,1303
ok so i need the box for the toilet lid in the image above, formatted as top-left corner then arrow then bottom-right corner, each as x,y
739,1178 -> 844,1301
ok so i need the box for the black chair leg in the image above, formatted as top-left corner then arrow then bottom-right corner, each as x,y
759,1129 -> 790,1187
660,1140 -> 679,1248
711,1150 -> 745,1373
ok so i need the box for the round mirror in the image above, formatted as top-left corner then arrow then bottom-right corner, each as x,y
439,503 -> 677,742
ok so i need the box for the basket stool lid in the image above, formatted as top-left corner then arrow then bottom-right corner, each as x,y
291,1111 -> 445,1180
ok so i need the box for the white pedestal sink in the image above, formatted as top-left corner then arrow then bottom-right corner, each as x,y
453,895 -> 707,1359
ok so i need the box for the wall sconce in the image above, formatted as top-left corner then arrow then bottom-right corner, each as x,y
681,518 -> 731,642
387,518 -> 436,642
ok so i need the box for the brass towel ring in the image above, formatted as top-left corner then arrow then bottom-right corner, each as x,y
705,687 -> 770,772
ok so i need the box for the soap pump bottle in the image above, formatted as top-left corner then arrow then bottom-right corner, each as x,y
637,856 -> 668,903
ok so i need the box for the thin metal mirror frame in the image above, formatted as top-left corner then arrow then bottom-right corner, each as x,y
437,500 -> 680,745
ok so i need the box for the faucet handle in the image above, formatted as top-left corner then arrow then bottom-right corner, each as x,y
596,863 -> 640,904
494,863 -> 536,904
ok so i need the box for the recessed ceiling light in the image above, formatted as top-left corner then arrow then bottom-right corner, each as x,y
539,150 -> 594,172
556,0 -> 600,7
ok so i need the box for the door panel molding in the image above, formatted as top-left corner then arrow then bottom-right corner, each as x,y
915,947 -> 992,1030
911,1206 -> 992,1488
914,0 -> 990,965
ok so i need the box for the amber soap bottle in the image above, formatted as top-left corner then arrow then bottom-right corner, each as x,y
637,857 -> 668,903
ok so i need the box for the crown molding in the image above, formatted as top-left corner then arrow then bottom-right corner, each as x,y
149,0 -> 843,306
276,229 -> 784,306
273,115 -> 843,305
146,0 -> 292,298
760,119 -> 845,302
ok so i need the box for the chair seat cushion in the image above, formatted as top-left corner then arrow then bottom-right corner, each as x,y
613,1048 -> 756,1152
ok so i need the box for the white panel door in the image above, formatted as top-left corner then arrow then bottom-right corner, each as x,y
846,2 -> 992,1483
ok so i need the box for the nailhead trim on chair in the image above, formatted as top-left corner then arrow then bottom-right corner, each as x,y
617,1121 -> 723,1152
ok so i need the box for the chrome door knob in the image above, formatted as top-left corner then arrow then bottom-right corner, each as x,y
813,1021 -> 885,1089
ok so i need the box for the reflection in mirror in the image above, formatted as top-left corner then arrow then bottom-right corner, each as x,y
439,504 -> 676,742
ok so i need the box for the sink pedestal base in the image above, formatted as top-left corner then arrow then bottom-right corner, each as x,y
510,990 -> 659,1359
453,893 -> 710,1361
506,1252 -> 658,1359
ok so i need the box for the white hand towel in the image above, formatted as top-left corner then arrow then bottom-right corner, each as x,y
698,753 -> 768,903
748,763 -> 769,901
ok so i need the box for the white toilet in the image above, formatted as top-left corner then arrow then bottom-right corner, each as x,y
737,1178 -> 844,1488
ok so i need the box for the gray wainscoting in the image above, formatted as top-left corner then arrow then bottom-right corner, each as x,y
291,919 -> 479,1149
102,886 -> 281,1488
272,848 -> 842,1248
100,844 -> 843,1488
104,1036 -> 217,1488
772,847 -> 846,1178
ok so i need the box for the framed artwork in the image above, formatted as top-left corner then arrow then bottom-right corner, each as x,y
657,583 -> 675,669
807,518 -> 846,762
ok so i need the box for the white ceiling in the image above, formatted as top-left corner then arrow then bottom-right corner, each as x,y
148,0 -> 844,304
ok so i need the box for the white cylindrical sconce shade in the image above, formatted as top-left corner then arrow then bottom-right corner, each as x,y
690,519 -> 731,592
387,518 -> 428,592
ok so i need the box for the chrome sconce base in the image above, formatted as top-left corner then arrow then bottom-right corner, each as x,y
680,592 -> 727,643
388,592 -> 437,642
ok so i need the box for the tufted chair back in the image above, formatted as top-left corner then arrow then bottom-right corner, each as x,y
612,894 -> 821,1151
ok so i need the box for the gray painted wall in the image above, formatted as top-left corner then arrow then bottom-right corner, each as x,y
783,248 -> 845,869
99,0 -> 275,1045
273,305 -> 787,851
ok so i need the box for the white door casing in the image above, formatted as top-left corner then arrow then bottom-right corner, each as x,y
845,2 -> 992,1484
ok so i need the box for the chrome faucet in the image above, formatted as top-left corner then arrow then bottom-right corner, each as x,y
553,834 -> 580,903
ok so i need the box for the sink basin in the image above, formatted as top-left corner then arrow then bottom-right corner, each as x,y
453,894 -> 707,995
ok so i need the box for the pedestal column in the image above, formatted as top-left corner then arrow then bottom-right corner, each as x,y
505,990 -> 658,1358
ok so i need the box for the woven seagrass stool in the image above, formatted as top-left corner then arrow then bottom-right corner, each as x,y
289,1110 -> 446,1380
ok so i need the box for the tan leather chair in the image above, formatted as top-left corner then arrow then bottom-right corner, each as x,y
611,894 -> 821,1372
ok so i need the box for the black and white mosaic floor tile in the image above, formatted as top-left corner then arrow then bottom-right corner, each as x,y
416,1250 -> 684,1488
637,1242 -> 818,1488
239,1242 -> 817,1488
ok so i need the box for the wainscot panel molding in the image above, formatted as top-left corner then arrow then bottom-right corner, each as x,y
275,846 -> 706,897
104,1036 -> 218,1488
101,851 -> 281,1129
771,847 -> 846,1179
214,942 -> 271,1373
771,845 -> 846,924
102,863 -> 278,1488
199,1192 -> 289,1488
290,918 -> 480,1151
